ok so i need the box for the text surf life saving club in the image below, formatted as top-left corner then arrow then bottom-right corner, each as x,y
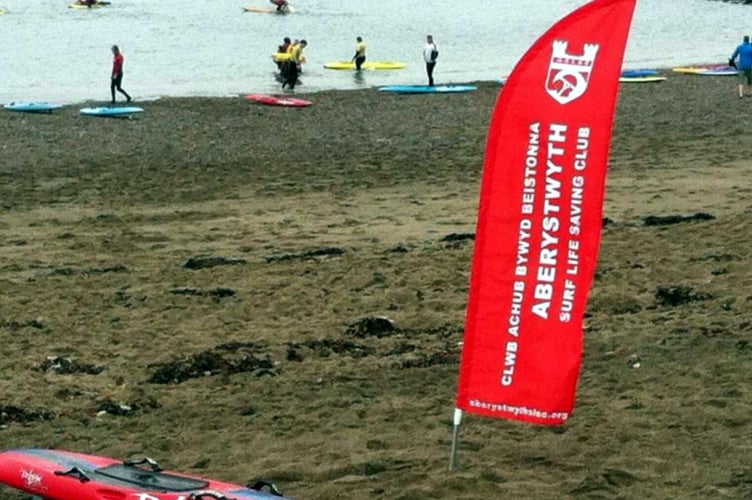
454,0 -> 636,436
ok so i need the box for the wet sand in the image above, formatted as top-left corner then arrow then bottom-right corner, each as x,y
1,72 -> 751,499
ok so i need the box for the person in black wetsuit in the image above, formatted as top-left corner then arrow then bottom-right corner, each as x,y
423,35 -> 438,87
110,45 -> 132,103
282,39 -> 307,90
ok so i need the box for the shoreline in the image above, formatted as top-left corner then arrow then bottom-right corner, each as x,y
4,79 -> 500,107
2,62 -> 734,106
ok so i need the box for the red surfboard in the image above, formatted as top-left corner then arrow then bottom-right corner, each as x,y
243,94 -> 311,107
0,448 -> 294,500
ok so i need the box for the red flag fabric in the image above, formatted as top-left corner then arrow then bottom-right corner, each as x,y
455,0 -> 636,425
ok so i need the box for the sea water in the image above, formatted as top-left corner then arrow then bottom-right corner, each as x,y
0,0 -> 750,104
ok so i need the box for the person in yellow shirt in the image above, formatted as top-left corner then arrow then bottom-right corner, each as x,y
282,39 -> 307,90
352,36 -> 366,71
274,37 -> 292,70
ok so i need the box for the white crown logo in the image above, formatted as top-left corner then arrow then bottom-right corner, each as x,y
546,40 -> 599,105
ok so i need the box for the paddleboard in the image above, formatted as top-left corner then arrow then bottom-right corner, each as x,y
619,76 -> 666,83
620,69 -> 659,78
672,64 -> 728,74
378,84 -> 477,94
4,101 -> 63,113
324,61 -> 406,70
695,68 -> 737,76
68,1 -> 110,8
80,106 -> 143,117
0,448 -> 293,500
244,93 -> 311,107
243,5 -> 295,13
273,52 -> 293,62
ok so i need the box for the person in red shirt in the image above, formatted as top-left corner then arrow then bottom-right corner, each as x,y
110,45 -> 132,104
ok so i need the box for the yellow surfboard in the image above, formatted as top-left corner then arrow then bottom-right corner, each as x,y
272,53 -> 305,64
272,52 -> 293,62
671,65 -> 725,74
324,61 -> 406,70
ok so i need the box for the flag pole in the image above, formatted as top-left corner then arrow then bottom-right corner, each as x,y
449,408 -> 463,471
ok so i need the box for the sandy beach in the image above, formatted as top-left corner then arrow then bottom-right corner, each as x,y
1,72 -> 751,499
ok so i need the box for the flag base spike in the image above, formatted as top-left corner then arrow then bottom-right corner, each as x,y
449,408 -> 463,471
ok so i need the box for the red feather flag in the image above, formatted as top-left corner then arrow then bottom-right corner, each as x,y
454,0 -> 636,434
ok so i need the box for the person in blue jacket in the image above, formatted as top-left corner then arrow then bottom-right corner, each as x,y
729,35 -> 752,98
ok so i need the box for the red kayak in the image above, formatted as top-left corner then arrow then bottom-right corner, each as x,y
0,448 -> 294,500
243,94 -> 312,107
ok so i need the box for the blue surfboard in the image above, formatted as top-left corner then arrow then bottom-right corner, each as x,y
80,106 -> 144,117
620,69 -> 659,78
378,84 -> 477,94
4,101 -> 64,113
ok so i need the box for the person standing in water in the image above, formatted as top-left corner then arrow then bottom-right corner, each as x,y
110,45 -> 132,103
352,36 -> 366,71
275,37 -> 292,70
282,39 -> 307,90
423,34 -> 438,86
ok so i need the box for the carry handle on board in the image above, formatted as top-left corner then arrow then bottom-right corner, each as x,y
123,456 -> 163,471
247,479 -> 284,496
54,466 -> 91,483
189,491 -> 235,500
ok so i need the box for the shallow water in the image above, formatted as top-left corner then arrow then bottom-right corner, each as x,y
0,0 -> 749,103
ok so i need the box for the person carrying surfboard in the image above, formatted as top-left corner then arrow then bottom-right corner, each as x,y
281,39 -> 307,90
353,36 -> 366,71
423,35 -> 439,87
110,45 -> 132,104
729,35 -> 752,98
274,37 -> 292,70
278,37 -> 292,54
